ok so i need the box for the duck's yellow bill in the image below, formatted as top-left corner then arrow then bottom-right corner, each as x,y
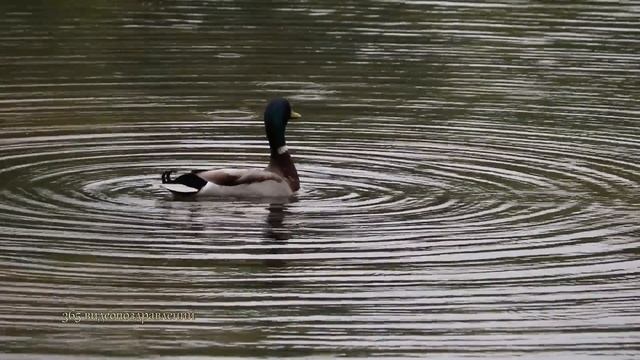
290,110 -> 302,119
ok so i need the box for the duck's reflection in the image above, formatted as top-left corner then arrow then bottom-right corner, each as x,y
158,196 -> 296,269
262,201 -> 291,268
264,202 -> 290,241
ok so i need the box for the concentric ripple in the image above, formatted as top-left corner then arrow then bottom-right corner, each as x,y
1,0 -> 640,358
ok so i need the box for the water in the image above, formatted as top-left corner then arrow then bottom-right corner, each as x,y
1,1 -> 639,358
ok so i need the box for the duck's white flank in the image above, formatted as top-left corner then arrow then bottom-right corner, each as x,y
198,178 -> 293,197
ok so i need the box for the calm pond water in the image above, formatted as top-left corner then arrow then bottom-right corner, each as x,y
1,0 -> 639,358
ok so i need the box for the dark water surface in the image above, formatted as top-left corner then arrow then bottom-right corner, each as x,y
1,0 -> 639,358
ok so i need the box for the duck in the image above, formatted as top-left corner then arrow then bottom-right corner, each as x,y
161,98 -> 301,197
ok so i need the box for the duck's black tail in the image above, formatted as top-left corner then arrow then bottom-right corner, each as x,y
161,170 -> 207,195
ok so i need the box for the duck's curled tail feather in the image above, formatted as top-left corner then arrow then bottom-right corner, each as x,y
161,170 -> 173,184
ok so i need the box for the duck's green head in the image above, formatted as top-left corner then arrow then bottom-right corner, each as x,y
264,98 -> 301,156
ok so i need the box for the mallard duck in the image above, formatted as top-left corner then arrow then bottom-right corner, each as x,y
161,98 -> 301,197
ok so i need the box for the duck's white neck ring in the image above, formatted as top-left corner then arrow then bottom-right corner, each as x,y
277,145 -> 289,155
